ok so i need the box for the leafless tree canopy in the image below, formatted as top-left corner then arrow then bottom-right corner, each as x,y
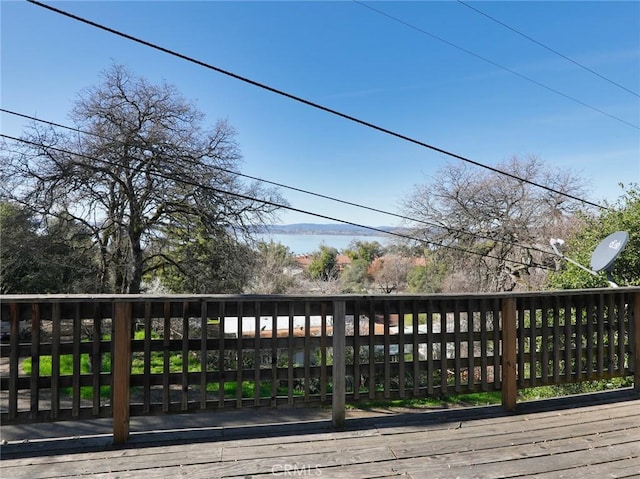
1,65 -> 286,293
402,156 -> 589,292
369,254 -> 414,294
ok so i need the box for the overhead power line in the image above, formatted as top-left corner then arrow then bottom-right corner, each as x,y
26,0 -> 608,211
353,0 -> 639,130
457,0 -> 640,98
0,132 -> 554,271
0,107 -> 584,258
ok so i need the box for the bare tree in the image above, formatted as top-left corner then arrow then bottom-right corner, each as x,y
402,156 -> 588,292
245,241 -> 298,294
369,254 -> 414,294
1,65 -> 286,293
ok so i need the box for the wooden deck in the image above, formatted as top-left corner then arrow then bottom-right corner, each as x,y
2,390 -> 639,478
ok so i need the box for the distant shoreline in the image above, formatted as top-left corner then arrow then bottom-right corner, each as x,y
255,231 -> 393,255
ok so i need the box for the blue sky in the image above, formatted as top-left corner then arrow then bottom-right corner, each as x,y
2,1 -> 639,227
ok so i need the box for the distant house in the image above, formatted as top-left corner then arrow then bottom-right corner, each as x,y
226,309 -> 483,367
237,313 -> 427,366
294,254 -> 352,270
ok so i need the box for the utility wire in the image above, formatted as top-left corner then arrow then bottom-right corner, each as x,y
0,132 -> 554,270
353,0 -> 639,130
0,107 -> 573,258
457,0 -> 640,98
26,0 -> 609,211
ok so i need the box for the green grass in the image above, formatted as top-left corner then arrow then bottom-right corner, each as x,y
21,327 -> 298,401
347,391 -> 502,410
22,353 -> 111,400
130,350 -> 201,374
26,327 -> 629,407
23,352 -> 293,401
205,380 -> 300,399
518,377 -> 633,401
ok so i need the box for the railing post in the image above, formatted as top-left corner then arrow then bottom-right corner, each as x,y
332,300 -> 346,429
501,297 -> 517,412
113,301 -> 132,445
634,292 -> 640,394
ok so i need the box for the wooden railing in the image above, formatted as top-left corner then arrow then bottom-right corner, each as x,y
1,288 -> 639,444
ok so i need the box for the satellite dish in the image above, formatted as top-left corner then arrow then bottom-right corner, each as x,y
590,231 -> 628,272
549,231 -> 628,287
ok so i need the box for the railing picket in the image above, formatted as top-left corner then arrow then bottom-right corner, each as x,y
304,302 -> 311,402
564,295 -> 572,382
586,294 -> 595,379
368,300 -> 375,400
576,297 -> 584,382
72,303 -> 81,417
398,301 -> 405,399
93,302 -> 104,416
332,300 -> 346,429
353,300 -> 361,401
287,302 -> 294,406
517,300 -> 526,389
218,301 -> 228,408
492,298 -> 501,391
30,303 -> 40,420
633,292 -> 640,393
541,297 -> 549,384
467,299 -> 474,390
236,301 -> 243,408
597,294 -> 605,377
320,302 -> 328,403
200,300 -> 208,410
608,293 -> 616,376
143,301 -> 152,414
8,304 -> 19,420
51,302 -> 61,419
254,301 -> 261,407
440,303 -> 447,396
181,301 -> 189,411
454,302 -> 461,393
411,300 -> 424,397
219,302 -> 226,409
162,302 -> 171,413
383,300 -> 391,399
272,305 -> 279,407
552,296 -> 561,385
480,298 -> 488,392
529,298 -> 537,388
617,293 -> 626,373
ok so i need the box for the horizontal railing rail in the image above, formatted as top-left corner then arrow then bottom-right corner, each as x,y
1,289 -> 639,443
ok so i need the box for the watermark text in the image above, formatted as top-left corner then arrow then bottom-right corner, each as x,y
271,464 -> 322,476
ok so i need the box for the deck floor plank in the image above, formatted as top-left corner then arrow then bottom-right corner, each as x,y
530,457 -> 640,479
401,441 -> 640,479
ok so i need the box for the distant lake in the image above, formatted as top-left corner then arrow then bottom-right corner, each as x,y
256,233 -> 391,255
